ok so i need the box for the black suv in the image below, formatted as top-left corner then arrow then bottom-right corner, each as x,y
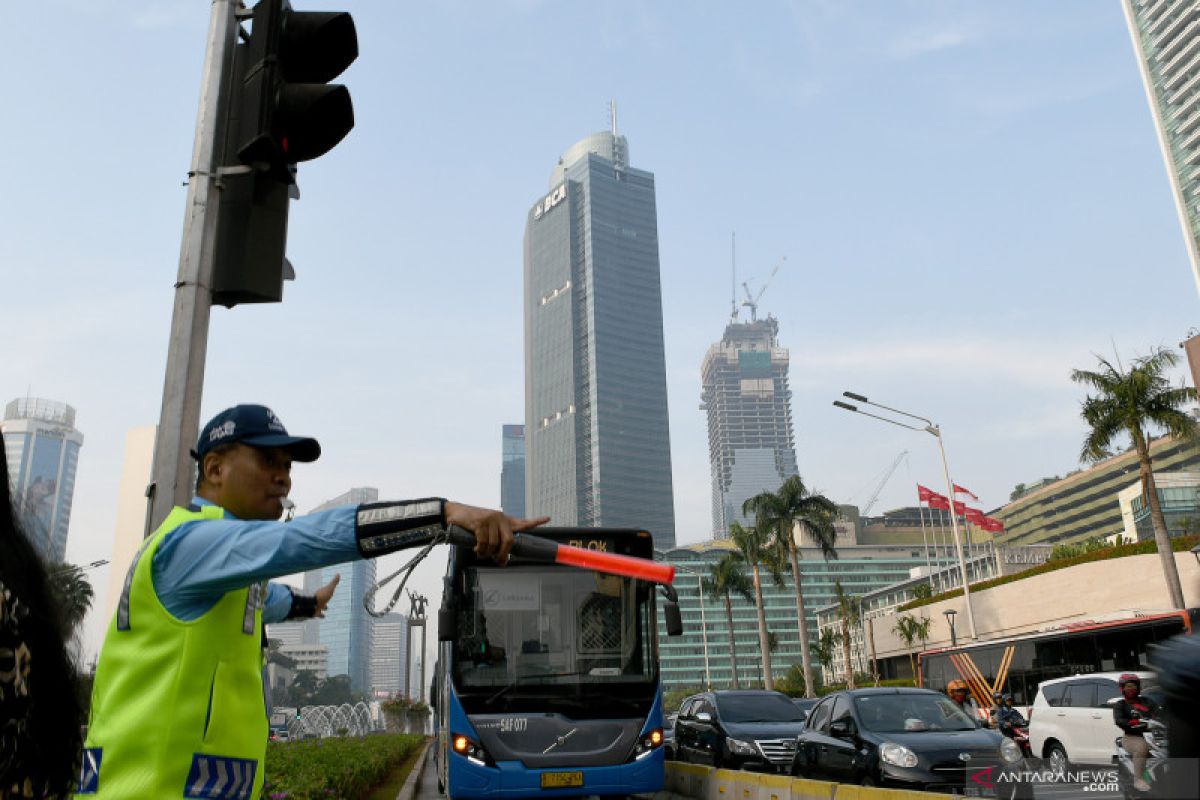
673,690 -> 807,772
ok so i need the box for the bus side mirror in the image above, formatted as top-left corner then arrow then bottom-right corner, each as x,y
438,607 -> 456,642
660,585 -> 683,636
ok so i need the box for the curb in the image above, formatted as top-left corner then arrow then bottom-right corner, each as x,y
396,739 -> 433,800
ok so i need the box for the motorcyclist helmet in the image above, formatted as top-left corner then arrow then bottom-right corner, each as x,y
947,679 -> 969,696
992,691 -> 1004,702
1118,673 -> 1141,689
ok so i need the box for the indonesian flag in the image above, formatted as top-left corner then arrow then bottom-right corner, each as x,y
964,507 -> 986,525
927,495 -> 950,511
953,483 -> 979,501
952,500 -> 968,515
983,516 -> 1005,532
917,484 -> 937,502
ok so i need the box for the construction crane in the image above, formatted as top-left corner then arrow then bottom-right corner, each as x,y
861,450 -> 909,516
741,255 -> 785,321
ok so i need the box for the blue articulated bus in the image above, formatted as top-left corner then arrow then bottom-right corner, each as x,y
433,527 -> 681,799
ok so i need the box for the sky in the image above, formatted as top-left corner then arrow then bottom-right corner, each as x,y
3,0 -> 1198,667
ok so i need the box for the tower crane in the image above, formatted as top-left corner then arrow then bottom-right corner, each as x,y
741,255 -> 785,322
860,450 -> 909,516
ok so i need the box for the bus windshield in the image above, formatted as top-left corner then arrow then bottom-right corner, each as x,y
451,565 -> 657,712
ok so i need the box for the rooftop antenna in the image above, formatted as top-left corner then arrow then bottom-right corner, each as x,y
610,98 -> 618,136
730,232 -> 739,323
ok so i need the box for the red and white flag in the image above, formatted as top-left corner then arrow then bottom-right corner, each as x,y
983,516 -> 1005,532
927,495 -> 950,511
964,507 -> 986,525
953,483 -> 979,501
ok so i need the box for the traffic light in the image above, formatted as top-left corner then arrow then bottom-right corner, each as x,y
211,0 -> 357,307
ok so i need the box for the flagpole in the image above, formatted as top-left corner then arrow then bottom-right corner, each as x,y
916,495 -> 935,591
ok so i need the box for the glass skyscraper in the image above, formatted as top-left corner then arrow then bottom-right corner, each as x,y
523,128 -> 676,548
701,317 -> 798,537
2,397 -> 84,563
305,487 -> 378,694
369,612 -> 409,698
500,424 -> 525,518
1123,0 -> 1200,294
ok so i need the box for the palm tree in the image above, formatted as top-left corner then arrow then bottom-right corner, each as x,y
893,615 -> 921,677
744,475 -> 840,698
729,522 -> 786,690
833,580 -> 860,689
51,562 -> 95,633
1072,347 -> 1197,609
701,552 -> 754,689
813,626 -> 838,680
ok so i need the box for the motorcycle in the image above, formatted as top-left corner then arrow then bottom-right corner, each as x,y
994,709 -> 1033,759
1114,718 -> 1169,799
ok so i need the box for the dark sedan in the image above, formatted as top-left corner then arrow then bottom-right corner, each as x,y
791,688 -> 1024,793
675,690 -> 808,772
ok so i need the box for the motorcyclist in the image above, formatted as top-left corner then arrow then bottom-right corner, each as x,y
1113,673 -> 1159,792
947,679 -> 982,725
991,691 -> 1026,734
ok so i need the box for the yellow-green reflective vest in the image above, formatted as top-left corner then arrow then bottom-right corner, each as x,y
81,504 -> 268,799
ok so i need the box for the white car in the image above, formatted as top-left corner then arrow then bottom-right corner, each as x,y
1028,671 -> 1155,771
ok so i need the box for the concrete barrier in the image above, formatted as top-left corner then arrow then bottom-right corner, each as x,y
663,763 -> 927,800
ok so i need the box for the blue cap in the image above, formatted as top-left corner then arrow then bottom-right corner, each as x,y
194,404 -> 321,462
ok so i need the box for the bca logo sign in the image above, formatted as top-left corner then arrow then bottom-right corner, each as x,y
533,184 -> 567,220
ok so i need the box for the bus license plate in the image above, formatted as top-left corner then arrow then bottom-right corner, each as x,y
541,771 -> 584,789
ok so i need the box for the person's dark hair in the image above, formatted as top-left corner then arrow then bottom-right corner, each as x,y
0,430 -> 84,797
194,442 -> 239,491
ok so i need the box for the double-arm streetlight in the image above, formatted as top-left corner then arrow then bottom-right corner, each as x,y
658,551 -> 711,689
833,391 -> 977,641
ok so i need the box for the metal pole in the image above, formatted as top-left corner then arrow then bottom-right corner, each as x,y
933,429 -> 977,640
147,0 -> 239,531
916,501 -> 934,591
696,573 -> 712,690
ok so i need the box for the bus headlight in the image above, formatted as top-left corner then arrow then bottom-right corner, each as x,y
632,728 -> 665,760
451,733 -> 492,767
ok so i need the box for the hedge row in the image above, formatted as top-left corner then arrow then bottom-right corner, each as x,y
262,733 -> 424,800
897,535 -> 1200,612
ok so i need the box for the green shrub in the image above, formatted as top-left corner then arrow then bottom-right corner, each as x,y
262,733 -> 423,800
898,535 -> 1200,612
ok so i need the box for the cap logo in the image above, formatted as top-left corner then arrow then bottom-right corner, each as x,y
266,409 -> 286,433
209,420 -> 236,442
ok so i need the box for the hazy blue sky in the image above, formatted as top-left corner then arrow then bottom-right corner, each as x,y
4,0 -> 1197,660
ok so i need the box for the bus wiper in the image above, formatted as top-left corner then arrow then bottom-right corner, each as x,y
486,672 -> 591,703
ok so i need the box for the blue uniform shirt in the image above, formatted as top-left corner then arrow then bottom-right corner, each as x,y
152,497 -> 362,623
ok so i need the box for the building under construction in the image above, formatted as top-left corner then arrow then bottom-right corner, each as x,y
701,316 -> 798,537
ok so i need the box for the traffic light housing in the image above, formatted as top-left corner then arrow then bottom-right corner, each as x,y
211,0 -> 357,307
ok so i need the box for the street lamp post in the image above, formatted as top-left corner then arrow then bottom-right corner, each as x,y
833,391 -> 978,641
943,609 -> 958,648
658,552 -> 711,690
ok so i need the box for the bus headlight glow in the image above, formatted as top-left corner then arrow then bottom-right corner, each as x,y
451,733 -> 491,766
632,728 -> 665,760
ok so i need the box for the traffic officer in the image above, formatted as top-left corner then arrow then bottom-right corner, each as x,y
80,404 -> 546,799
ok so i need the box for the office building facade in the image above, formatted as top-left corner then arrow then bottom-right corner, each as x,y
524,129 -> 676,548
370,613 -> 410,698
1123,0 -> 1200,294
500,424 -> 526,518
997,435 -> 1200,546
654,536 -> 936,692
305,488 -> 379,693
2,398 -> 84,563
701,317 -> 798,537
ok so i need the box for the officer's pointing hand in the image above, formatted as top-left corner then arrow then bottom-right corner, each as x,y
445,501 -> 550,564
314,574 -> 340,618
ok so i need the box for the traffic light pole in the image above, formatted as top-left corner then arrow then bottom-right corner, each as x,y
147,0 -> 241,532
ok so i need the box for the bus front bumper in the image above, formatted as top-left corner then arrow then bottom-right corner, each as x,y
448,750 -> 665,799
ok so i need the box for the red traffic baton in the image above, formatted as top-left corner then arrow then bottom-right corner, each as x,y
447,525 -> 674,585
